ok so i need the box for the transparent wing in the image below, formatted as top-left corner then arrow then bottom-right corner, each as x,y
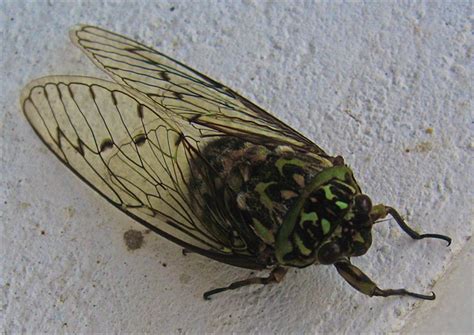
21,76 -> 266,269
70,25 -> 328,156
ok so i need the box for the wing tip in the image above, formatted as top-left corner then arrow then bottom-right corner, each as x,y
19,77 -> 53,116
69,23 -> 90,45
19,77 -> 51,121
70,24 -> 110,44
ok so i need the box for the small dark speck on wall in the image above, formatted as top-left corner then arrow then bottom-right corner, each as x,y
123,229 -> 144,250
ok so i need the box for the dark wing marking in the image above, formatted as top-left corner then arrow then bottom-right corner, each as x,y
70,25 -> 328,156
21,76 -> 267,270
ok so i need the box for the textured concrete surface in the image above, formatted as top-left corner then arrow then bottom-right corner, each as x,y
1,1 -> 472,334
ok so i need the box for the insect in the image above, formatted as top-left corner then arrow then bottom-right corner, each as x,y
21,25 -> 451,300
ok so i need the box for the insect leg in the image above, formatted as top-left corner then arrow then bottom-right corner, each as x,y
203,266 -> 288,300
371,205 -> 451,246
334,259 -> 435,300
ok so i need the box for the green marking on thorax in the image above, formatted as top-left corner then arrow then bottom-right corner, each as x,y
276,165 -> 357,265
300,211 -> 318,225
335,201 -> 348,209
275,158 -> 306,176
255,181 -> 276,210
293,233 -> 312,256
322,185 -> 335,200
321,218 -> 331,235
252,218 -> 275,244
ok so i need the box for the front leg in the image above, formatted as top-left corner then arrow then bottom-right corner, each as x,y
204,266 -> 288,300
334,259 -> 435,300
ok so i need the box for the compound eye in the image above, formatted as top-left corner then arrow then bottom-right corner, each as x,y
354,194 -> 372,215
318,242 -> 341,264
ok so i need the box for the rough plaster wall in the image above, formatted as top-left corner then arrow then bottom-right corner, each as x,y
1,1 -> 471,334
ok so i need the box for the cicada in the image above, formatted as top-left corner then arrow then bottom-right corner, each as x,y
21,25 -> 451,300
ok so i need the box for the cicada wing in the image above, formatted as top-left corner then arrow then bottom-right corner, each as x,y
70,25 -> 328,156
21,76 -> 266,269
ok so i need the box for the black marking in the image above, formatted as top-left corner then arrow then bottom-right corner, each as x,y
175,133 -> 185,146
299,222 -> 320,248
137,104 -> 144,119
56,127 -> 62,145
100,139 -> 114,152
124,46 -> 140,52
173,92 -> 184,99
331,180 -> 355,197
215,82 -> 225,89
189,114 -> 201,123
67,86 -> 74,99
89,87 -> 96,100
161,71 -> 171,81
111,91 -> 118,105
76,138 -> 85,156
133,133 -> 147,146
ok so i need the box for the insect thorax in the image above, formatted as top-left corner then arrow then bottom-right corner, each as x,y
192,137 -> 372,268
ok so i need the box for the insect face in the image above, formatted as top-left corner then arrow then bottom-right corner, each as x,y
315,194 -> 374,265
274,165 -> 375,267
